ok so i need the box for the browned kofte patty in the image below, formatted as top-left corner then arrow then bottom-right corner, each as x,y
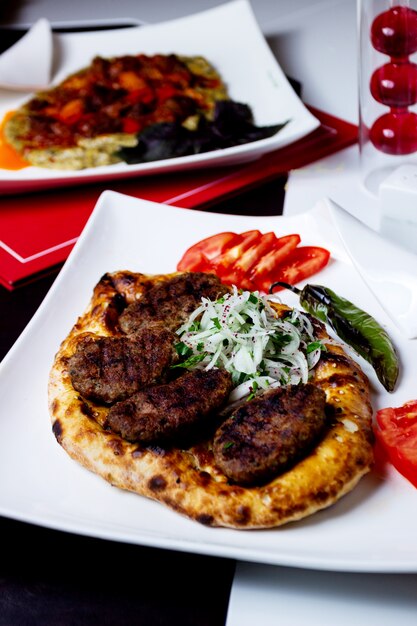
118,272 -> 229,334
107,368 -> 233,444
213,383 -> 328,485
68,325 -> 177,405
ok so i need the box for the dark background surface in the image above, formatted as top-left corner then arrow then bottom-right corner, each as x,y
0,178 -> 286,626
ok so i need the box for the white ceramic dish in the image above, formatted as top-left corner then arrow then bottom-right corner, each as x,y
0,0 -> 319,194
1,191 -> 417,573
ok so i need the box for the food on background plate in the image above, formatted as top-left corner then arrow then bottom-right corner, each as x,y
177,230 -> 331,294
48,270 -> 374,529
3,53 -> 284,170
374,400 -> 417,488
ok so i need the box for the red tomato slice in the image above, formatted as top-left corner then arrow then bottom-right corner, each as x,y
216,268 -> 256,290
256,246 -> 330,293
211,230 -> 262,271
177,232 -> 240,272
176,231 -> 330,294
249,234 -> 301,283
375,401 -> 417,488
233,232 -> 277,275
210,230 -> 263,287
217,231 -> 277,289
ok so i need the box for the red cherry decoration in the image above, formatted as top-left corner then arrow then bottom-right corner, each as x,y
370,61 -> 417,107
371,6 -> 417,57
370,111 -> 417,154
369,6 -> 417,156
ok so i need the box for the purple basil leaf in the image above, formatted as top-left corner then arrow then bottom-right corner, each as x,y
117,100 -> 289,165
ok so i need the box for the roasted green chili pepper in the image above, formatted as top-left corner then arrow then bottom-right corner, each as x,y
270,282 -> 399,392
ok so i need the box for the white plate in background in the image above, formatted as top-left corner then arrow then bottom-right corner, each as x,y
0,0 -> 319,193
1,191 -> 417,573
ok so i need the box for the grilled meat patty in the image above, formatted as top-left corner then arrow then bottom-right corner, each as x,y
107,368 -> 233,443
213,383 -> 327,485
68,325 -> 177,405
118,272 -> 229,334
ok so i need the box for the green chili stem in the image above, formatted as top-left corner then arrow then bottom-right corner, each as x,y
269,281 -> 301,295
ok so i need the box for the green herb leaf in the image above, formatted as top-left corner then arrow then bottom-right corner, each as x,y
306,341 -> 326,354
174,341 -> 193,357
171,352 -> 207,369
211,317 -> 221,330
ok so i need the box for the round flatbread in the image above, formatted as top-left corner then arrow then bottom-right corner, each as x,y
48,270 -> 374,529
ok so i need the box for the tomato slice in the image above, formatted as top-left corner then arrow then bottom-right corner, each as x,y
211,231 -> 262,271
232,232 -> 277,275
210,230 -> 262,287
375,401 -> 417,488
176,231 -> 331,294
177,232 -> 240,272
249,234 -> 301,283
216,231 -> 277,289
255,246 -> 330,293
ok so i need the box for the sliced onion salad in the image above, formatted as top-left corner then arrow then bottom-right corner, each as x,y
174,286 -> 326,403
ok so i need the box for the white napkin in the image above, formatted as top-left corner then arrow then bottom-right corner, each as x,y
0,18 -> 53,91
226,563 -> 417,626
329,200 -> 417,340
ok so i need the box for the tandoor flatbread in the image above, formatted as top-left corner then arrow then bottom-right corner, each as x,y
48,271 -> 374,529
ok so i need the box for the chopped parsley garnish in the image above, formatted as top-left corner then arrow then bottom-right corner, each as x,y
171,352 -> 207,369
174,341 -> 193,357
306,340 -> 326,354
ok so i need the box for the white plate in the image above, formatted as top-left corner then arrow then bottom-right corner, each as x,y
1,191 -> 417,573
0,0 -> 319,194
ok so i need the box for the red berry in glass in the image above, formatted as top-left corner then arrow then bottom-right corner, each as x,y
371,6 -> 417,57
370,61 -> 417,107
370,111 -> 417,154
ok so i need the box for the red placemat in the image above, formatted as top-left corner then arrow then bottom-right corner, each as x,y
0,107 -> 357,289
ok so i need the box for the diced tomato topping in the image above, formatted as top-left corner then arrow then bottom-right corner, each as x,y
122,118 -> 142,134
156,84 -> 178,102
118,71 -> 147,91
59,99 -> 84,124
125,87 -> 155,105
375,400 -> 417,488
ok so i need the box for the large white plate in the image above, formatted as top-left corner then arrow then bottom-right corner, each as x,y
1,191 -> 417,573
0,0 -> 319,194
